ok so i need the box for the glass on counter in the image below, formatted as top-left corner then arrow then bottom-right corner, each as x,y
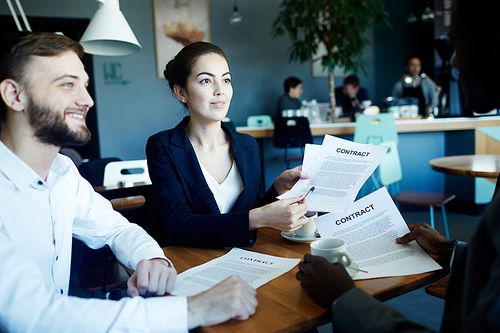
384,96 -> 419,119
282,99 -> 323,124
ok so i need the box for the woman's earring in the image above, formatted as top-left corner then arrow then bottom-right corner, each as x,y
182,99 -> 185,103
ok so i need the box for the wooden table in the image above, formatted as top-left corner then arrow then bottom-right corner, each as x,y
95,183 -> 150,210
429,154 -> 500,178
163,228 -> 446,333
425,276 -> 450,300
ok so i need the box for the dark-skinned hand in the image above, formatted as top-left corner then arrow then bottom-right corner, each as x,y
396,223 -> 453,267
296,254 -> 355,309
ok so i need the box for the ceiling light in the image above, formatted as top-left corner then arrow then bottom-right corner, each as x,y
80,0 -> 141,56
229,0 -> 242,26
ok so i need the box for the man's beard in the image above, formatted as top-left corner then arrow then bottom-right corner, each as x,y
27,97 -> 91,147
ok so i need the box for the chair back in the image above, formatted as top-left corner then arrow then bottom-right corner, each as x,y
98,184 -> 168,246
354,114 -> 398,145
378,141 -> 403,187
247,115 -> 273,127
353,115 -> 399,196
103,160 -> 151,187
79,157 -> 121,187
273,117 -> 313,149
60,147 -> 84,167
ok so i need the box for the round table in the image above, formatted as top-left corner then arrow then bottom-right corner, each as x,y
429,154 -> 500,178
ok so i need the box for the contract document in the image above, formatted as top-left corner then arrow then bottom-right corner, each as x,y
279,135 -> 388,213
171,248 -> 300,296
314,187 -> 442,280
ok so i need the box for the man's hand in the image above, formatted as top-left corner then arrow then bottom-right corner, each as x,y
127,258 -> 177,297
273,165 -> 309,196
296,254 -> 355,309
396,223 -> 453,267
187,275 -> 257,329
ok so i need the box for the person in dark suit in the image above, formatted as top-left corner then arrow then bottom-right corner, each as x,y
335,75 -> 369,121
147,42 -> 310,248
296,0 -> 500,331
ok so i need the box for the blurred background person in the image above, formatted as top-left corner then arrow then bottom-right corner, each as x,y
276,76 -> 303,118
335,75 -> 369,121
392,56 -> 440,117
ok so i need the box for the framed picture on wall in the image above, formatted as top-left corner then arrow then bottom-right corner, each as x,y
153,0 -> 211,78
311,43 -> 350,78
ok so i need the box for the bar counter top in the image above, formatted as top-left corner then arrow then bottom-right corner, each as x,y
236,115 -> 500,138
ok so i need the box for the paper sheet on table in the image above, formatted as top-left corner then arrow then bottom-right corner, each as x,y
314,187 -> 442,280
279,135 -> 388,213
171,248 -> 300,296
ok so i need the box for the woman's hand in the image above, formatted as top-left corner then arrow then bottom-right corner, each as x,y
273,165 -> 309,196
249,196 -> 309,232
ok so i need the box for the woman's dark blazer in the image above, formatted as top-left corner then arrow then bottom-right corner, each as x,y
146,117 -> 277,248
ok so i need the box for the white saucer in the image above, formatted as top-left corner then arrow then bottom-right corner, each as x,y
281,231 -> 320,243
345,262 -> 360,277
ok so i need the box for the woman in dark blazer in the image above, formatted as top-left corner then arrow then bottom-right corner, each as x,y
147,42 -> 309,248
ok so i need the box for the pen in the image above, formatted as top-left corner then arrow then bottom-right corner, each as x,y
347,266 -> 368,273
301,187 -> 315,203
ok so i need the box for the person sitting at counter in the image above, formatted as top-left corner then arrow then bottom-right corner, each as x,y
275,76 -> 303,118
391,56 -> 440,117
335,75 -> 369,121
146,42 -> 310,248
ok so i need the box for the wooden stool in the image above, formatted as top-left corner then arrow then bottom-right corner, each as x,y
425,276 -> 450,299
392,190 -> 456,239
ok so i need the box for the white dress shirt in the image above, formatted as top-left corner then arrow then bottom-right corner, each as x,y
0,141 -> 188,332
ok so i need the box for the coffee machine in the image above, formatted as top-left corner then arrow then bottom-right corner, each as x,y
435,33 -> 463,117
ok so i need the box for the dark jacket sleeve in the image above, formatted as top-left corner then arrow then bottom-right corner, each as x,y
332,288 -> 434,333
146,125 -> 277,248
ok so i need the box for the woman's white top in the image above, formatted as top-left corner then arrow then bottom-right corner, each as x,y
199,160 -> 244,214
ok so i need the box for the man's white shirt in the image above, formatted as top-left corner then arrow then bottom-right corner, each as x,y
0,141 -> 187,332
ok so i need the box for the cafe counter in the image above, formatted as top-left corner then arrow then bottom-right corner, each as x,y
237,115 -> 500,210
236,115 -> 500,138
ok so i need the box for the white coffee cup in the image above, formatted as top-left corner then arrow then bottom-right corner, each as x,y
310,238 -> 352,266
334,106 -> 343,118
295,211 -> 318,237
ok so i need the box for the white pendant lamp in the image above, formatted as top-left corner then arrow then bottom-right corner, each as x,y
80,0 -> 141,56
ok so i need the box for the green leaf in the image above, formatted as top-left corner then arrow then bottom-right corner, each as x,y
271,0 -> 391,75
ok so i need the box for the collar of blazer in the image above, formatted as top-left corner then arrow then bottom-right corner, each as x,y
169,116 -> 255,213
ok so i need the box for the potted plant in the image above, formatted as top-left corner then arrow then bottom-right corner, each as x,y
272,0 -> 391,118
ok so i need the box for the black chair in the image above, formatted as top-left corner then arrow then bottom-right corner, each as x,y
79,157 -> 121,187
70,185 -> 167,299
273,117 -> 313,169
70,239 -> 130,299
59,147 -> 84,167
98,184 -> 168,247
